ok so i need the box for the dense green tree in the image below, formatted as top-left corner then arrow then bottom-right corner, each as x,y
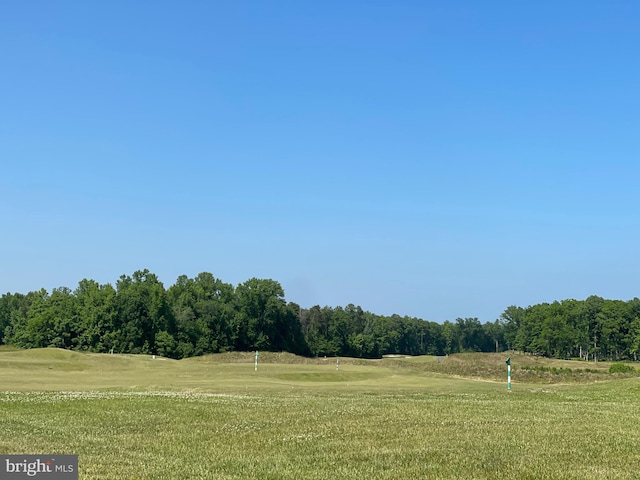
1,292 -> 32,345
0,294 -> 13,344
233,278 -> 308,354
73,279 -> 116,352
441,320 -> 458,355
7,289 -> 50,348
114,270 -> 173,354
167,272 -> 236,357
539,304 -> 573,358
300,306 -> 334,356
628,316 -> 640,361
499,306 -> 523,350
455,317 -> 490,352
483,320 -> 505,352
582,296 -> 605,361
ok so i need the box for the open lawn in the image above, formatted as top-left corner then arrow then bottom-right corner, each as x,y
1,348 -> 639,479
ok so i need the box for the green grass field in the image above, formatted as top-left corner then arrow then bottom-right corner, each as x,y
1,347 -> 639,479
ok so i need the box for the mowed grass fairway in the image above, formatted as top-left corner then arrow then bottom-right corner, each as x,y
1,348 -> 639,479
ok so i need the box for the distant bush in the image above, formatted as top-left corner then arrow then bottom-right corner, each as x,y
609,363 -> 636,374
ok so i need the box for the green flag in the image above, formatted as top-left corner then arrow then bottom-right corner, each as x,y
505,357 -> 511,366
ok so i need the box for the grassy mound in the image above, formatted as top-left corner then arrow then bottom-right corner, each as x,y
380,352 -> 637,383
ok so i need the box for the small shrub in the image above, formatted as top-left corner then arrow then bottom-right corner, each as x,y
609,363 -> 636,374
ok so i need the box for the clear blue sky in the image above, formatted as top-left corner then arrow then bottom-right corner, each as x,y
1,1 -> 639,323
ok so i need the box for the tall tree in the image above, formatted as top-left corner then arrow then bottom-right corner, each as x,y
73,279 -> 116,352
233,278 -> 308,354
167,272 -> 236,357
114,269 -> 173,354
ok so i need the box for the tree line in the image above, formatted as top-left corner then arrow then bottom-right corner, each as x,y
1,270 -> 639,361
499,296 -> 640,361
